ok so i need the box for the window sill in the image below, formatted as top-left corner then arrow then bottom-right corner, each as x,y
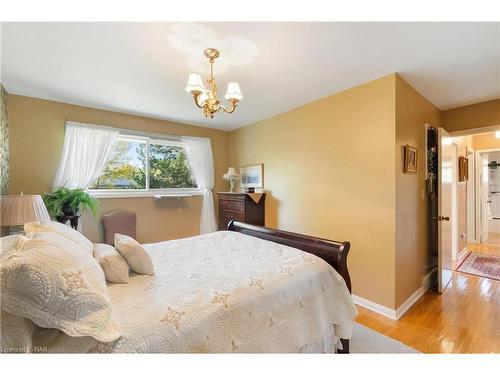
88,190 -> 204,199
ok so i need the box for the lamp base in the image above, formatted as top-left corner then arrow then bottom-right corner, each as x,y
7,225 -> 25,235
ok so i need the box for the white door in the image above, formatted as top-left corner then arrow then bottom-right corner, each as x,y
437,128 -> 453,293
480,153 -> 490,242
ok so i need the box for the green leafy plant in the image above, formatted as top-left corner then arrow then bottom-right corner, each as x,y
43,187 -> 99,218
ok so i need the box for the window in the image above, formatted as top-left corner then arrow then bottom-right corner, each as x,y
90,134 -> 198,196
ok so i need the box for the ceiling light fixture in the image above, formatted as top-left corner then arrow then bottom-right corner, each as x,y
185,48 -> 243,119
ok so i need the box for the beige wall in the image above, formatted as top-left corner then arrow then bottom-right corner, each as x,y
471,133 -> 500,150
442,99 -> 500,132
7,95 -> 230,243
230,74 -> 398,308
394,76 -> 441,307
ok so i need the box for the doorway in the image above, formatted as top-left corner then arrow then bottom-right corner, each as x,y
427,127 -> 500,293
449,130 -> 500,274
474,149 -> 500,254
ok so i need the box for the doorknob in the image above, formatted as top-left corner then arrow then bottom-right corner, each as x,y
433,216 -> 450,221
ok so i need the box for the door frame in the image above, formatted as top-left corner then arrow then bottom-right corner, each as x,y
474,147 -> 500,243
466,148 -> 475,245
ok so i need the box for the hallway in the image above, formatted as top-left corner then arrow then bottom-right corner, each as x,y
356,235 -> 500,353
355,266 -> 499,353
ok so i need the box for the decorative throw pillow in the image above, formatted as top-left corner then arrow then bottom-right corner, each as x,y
94,243 -> 130,284
0,234 -> 28,261
114,234 -> 155,276
24,220 -> 94,256
1,231 -> 121,342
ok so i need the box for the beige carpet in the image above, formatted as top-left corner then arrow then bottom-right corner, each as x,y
351,323 -> 420,353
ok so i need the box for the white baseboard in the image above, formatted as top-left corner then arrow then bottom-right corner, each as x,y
351,294 -> 397,320
457,247 -> 468,262
353,270 -> 433,321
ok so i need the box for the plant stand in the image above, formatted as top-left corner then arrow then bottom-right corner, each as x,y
55,214 -> 81,230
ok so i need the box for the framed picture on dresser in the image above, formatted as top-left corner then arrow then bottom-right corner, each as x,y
240,164 -> 264,189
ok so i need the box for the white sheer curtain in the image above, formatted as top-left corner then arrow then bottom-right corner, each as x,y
53,122 -> 119,189
182,136 -> 217,234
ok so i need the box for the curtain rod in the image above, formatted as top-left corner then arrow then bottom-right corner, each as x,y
65,120 -> 205,142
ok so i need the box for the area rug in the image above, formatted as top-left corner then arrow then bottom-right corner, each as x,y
350,323 -> 420,353
456,252 -> 500,281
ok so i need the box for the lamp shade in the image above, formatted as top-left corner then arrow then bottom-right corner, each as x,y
226,167 -> 238,177
185,73 -> 205,93
224,82 -> 243,101
223,167 -> 239,180
0,195 -> 51,226
197,89 -> 209,105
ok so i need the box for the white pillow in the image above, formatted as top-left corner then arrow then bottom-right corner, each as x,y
94,243 -> 130,284
0,234 -> 28,261
1,231 -> 121,342
114,234 -> 155,276
24,221 -> 94,256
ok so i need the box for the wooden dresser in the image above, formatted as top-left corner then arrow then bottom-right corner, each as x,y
217,193 -> 265,230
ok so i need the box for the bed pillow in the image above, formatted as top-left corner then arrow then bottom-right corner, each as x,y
114,234 -> 155,275
24,220 -> 94,256
94,243 -> 130,284
0,234 -> 28,261
1,231 -> 121,342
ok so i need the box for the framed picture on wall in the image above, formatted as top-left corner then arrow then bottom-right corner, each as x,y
403,145 -> 418,174
459,156 -> 468,182
240,164 -> 264,189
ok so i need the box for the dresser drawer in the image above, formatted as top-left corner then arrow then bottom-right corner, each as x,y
219,210 -> 244,230
219,199 -> 244,213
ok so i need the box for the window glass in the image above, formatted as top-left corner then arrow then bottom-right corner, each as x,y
92,138 -> 146,189
148,142 -> 196,189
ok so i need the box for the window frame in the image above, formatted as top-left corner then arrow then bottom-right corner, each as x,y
88,133 -> 202,198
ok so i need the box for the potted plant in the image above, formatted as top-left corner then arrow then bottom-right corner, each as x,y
43,187 -> 98,228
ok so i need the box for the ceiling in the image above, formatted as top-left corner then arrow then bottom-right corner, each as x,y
1,22 -> 499,131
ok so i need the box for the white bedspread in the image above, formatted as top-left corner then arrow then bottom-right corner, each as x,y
92,231 -> 357,353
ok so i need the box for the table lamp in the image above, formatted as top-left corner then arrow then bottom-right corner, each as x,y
0,193 -> 51,234
223,167 -> 240,193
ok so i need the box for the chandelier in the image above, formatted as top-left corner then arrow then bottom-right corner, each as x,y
185,48 -> 243,119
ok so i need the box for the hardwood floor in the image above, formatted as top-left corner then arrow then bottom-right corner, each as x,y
472,233 -> 500,256
355,240 -> 500,354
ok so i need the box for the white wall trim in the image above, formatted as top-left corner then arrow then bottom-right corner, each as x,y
352,270 -> 434,321
395,286 -> 425,320
351,294 -> 397,320
449,124 -> 500,137
457,247 -> 468,262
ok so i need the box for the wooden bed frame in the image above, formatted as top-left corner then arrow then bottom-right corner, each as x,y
227,220 -> 352,353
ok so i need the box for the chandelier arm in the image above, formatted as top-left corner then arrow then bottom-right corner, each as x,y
221,101 -> 238,114
192,94 -> 205,109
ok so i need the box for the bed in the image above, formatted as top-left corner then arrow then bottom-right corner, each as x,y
94,221 -> 356,353
1,221 -> 357,353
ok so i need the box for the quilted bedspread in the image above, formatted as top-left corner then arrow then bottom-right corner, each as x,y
92,231 -> 357,353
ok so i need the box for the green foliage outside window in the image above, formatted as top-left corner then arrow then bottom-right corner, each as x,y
93,138 -> 196,190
